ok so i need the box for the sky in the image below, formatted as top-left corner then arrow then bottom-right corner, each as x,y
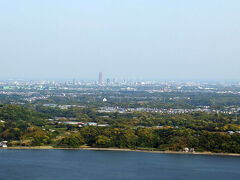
0,0 -> 240,81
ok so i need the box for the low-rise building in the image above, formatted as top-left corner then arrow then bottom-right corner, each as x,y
97,124 -> 109,127
0,141 -> 8,148
85,122 -> 97,126
227,131 -> 235,135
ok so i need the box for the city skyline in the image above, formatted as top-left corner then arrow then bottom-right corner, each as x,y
1,73 -> 240,83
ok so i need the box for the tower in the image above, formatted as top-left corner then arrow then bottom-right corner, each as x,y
99,72 -> 104,84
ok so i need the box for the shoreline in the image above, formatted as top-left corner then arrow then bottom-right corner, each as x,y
3,146 -> 240,156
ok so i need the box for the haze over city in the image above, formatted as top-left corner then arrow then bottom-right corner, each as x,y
0,0 -> 240,81
2,1 -> 240,179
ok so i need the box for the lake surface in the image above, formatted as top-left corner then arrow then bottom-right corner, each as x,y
0,150 -> 239,180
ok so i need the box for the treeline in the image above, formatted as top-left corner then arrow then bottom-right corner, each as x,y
59,127 -> 240,153
0,105 -> 49,142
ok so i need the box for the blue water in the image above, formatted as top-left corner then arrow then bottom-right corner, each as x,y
0,150 -> 239,180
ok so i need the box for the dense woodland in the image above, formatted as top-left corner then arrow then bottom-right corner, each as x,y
1,104 -> 240,153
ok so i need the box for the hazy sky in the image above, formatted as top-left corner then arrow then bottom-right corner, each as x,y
0,0 -> 240,81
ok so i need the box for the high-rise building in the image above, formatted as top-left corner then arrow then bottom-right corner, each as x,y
99,72 -> 104,84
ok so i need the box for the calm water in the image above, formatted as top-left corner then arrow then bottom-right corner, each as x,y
0,150 -> 240,180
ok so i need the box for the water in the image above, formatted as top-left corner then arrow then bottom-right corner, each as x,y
0,150 -> 240,180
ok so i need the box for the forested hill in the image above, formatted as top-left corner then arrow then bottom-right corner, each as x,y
0,105 -> 240,153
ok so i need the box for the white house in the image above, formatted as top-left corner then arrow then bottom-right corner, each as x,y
0,141 -> 8,148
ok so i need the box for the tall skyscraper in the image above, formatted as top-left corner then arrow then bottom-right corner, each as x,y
99,72 -> 104,84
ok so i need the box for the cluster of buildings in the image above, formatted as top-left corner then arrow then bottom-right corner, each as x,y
98,72 -> 118,85
63,121 -> 109,127
49,117 -> 109,127
227,131 -> 240,135
1,78 -> 240,113
43,104 -> 85,110
98,106 -> 240,115
183,147 -> 195,153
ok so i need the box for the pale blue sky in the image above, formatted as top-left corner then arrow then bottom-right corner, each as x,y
0,0 -> 240,81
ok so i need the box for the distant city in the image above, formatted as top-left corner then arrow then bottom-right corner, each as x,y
1,72 -> 240,115
1,71 -> 240,85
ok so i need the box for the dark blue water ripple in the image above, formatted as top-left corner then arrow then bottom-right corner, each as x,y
0,149 -> 239,180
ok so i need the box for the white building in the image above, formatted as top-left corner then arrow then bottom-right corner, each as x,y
97,124 -> 109,127
103,98 -> 107,102
0,141 -> 8,148
85,122 -> 97,126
